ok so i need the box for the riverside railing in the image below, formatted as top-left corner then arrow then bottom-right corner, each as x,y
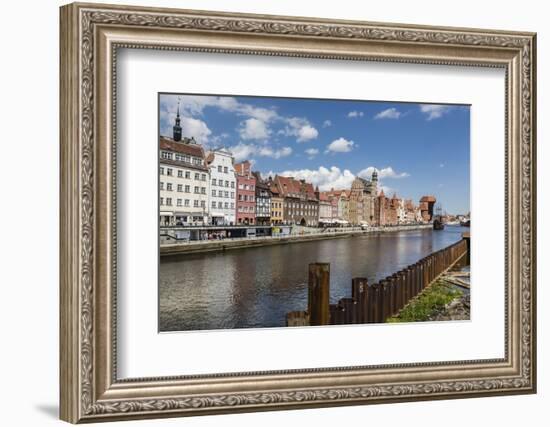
286,236 -> 469,326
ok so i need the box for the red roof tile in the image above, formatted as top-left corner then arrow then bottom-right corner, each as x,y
160,136 -> 205,158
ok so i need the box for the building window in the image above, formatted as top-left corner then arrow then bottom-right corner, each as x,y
166,198 -> 172,206
201,173 -> 206,181
201,200 -> 206,208
212,178 -> 216,186
160,167 -> 164,175
185,185 -> 190,193
212,201 -> 216,208
194,200 -> 199,207
167,168 -> 173,176
238,184 -> 244,190
224,166 -> 228,173
218,165 -> 222,172
194,173 -> 199,180
231,192 -> 234,198
231,182 -> 235,188
201,187 -> 206,195
159,182 -> 164,190
238,195 -> 243,201
177,199 -> 182,207
225,191 -> 229,198
224,202 -> 228,209
178,170 -> 183,178
230,202 -> 234,209
160,197 -> 164,205
194,186 -> 199,194
166,183 -> 172,191
184,199 -> 190,207
177,184 -> 183,192
218,202 -> 222,209
212,190 -> 216,197
185,171 -> 190,179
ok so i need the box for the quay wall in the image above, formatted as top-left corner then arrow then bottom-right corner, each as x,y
160,224 -> 432,256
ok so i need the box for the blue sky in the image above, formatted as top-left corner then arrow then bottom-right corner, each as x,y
159,93 -> 470,214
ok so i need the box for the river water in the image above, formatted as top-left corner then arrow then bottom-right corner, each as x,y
159,225 -> 469,331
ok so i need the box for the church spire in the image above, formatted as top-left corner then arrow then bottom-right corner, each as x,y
173,99 -> 182,142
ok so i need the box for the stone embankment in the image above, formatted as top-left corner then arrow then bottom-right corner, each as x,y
160,224 -> 432,256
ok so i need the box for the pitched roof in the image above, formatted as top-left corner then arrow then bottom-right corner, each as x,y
160,136 -> 205,158
420,195 -> 436,203
275,175 -> 317,200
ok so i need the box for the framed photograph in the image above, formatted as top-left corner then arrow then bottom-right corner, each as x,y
60,2 -> 537,423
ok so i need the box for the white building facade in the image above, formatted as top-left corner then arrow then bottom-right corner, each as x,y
206,148 -> 237,225
159,136 -> 210,226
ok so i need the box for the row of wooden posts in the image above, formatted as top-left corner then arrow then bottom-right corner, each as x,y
286,236 -> 469,326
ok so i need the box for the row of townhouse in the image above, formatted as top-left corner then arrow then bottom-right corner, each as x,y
159,111 -> 434,227
316,179 -> 430,227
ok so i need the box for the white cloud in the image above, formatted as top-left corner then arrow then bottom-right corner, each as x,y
165,94 -> 279,123
180,117 -> 212,145
228,143 -> 292,162
322,120 -> 332,128
238,118 -> 270,140
358,166 -> 410,179
374,107 -> 402,120
305,148 -> 319,159
228,143 -> 257,162
258,146 -> 293,159
439,163 -> 445,168
347,111 -> 364,118
326,137 -> 355,153
267,164 -> 406,193
276,166 -> 356,191
420,104 -> 452,120
280,117 -> 319,143
161,94 -> 324,146
297,125 -> 319,142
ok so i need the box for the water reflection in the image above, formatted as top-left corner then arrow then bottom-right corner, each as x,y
159,226 -> 468,331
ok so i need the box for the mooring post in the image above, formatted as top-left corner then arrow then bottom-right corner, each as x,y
308,263 -> 330,326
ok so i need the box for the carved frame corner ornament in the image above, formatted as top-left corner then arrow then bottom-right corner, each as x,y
60,2 -> 536,423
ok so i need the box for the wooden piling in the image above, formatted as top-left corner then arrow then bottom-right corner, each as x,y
308,263 -> 330,326
286,311 -> 309,326
462,232 -> 471,265
352,277 -> 369,323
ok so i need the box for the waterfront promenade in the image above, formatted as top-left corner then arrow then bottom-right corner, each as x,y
160,223 -> 432,256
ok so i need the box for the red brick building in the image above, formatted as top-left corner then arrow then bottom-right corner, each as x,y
234,161 -> 256,225
376,190 -> 399,226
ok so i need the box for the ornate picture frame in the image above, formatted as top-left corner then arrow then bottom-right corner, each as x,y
60,2 -> 536,423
